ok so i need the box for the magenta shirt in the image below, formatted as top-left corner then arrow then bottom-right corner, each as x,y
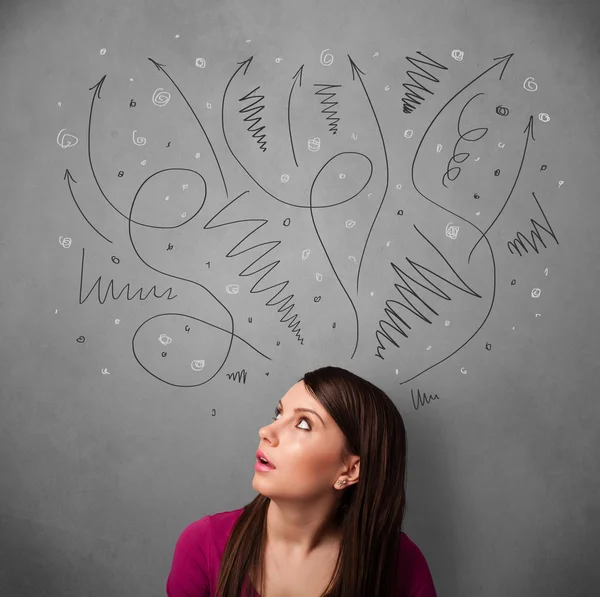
166,507 -> 437,597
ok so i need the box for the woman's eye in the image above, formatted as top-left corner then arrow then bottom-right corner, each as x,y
271,409 -> 311,430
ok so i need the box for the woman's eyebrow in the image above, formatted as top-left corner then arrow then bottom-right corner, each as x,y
277,400 -> 325,427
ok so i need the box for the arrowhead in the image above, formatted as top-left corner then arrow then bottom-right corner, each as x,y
64,169 -> 77,183
492,53 -> 514,80
88,75 -> 107,99
147,57 -> 167,71
523,115 -> 535,141
292,65 -> 304,86
237,56 -> 254,75
347,54 -> 366,81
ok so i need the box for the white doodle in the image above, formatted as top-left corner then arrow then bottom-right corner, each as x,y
436,144 -> 442,152
132,130 -> 146,146
404,129 -> 414,139
339,173 -> 346,179
191,360 -> 205,371
226,284 -> 240,294
308,137 -> 321,152
281,174 -> 290,183
531,288 -> 541,298
316,273 -> 323,282
545,268 -> 549,276
165,196 -> 169,201
536,313 -> 541,317
320,49 -> 334,66
182,184 -> 188,191
345,220 -> 356,228
100,48 -> 107,55
351,133 -> 357,140
115,319 -> 120,324
445,222 -> 460,240
373,52 -> 379,57
386,241 -> 391,247
206,102 -> 212,109
302,249 -> 311,260
396,183 -> 402,190
196,58 -> 206,68
385,85 -> 390,91
538,113 -> 550,123
474,157 -> 480,161
445,320 -> 450,326
58,102 -> 61,107
56,129 -> 79,149
152,88 -> 171,107
158,334 -> 172,346
275,57 -> 283,63
101,368 -> 110,375
476,211 -> 481,216
498,142 -> 505,148
460,367 -> 467,374
59,236 -> 72,249
181,212 -> 187,218
348,255 -> 356,263
523,77 -> 538,91
558,180 -> 564,187
451,49 -> 464,61
426,346 -> 432,351
370,291 -> 375,296
141,160 -> 146,165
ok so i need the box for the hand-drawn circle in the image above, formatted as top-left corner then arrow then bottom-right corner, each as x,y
129,168 -> 207,229
531,288 -> 541,298
397,209 -> 404,216
314,296 -> 321,303
523,77 -> 538,91
111,256 -> 120,264
496,105 -> 509,116
76,336 -> 85,343
283,218 -> 291,227
320,49 -> 334,66
132,313 -> 232,387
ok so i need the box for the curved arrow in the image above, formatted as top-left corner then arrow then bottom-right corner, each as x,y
288,64 -> 304,167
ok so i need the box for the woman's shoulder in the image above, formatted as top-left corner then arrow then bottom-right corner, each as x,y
397,531 -> 437,596
177,507 -> 245,551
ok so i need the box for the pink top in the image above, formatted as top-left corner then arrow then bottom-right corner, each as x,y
166,507 -> 437,597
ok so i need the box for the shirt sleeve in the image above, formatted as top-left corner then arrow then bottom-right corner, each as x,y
166,516 -> 211,597
398,533 -> 438,597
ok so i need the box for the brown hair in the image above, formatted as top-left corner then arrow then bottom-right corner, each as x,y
215,365 -> 407,597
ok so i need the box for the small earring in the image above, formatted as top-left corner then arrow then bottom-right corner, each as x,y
338,480 -> 347,486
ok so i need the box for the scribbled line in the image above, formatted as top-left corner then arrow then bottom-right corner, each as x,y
508,192 -> 559,256
239,86 -> 268,152
314,84 -> 341,135
64,169 -> 112,243
468,115 -> 535,262
226,369 -> 248,383
125,183 -> 271,388
401,51 -> 448,115
147,59 -> 228,197
288,65 -> 304,167
442,93 -> 487,188
374,225 -> 481,361
411,388 -> 440,410
78,248 -> 177,304
204,191 -> 305,344
406,53 -> 513,384
348,55 -> 390,296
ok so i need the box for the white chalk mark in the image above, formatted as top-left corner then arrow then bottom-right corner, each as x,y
426,346 -> 432,351
385,85 -> 390,91
158,334 -> 172,345
370,291 -> 374,296
59,236 -> 72,249
281,174 -> 290,183
320,49 -> 334,66
538,113 -> 550,123
100,48 -> 107,55
531,288 -> 541,298
498,142 -> 505,148
57,129 -> 79,149
451,49 -> 464,61
181,212 -> 186,218
132,130 -> 146,146
373,52 -> 379,57
195,58 -> 206,68
460,367 -> 467,374
58,102 -> 61,107
115,319 -> 120,324
195,152 -> 201,159
545,268 -> 549,276
55,309 -> 58,314
351,133 -> 357,140
182,184 -> 188,190
436,144 -> 442,152
152,88 -> 171,107
348,255 -> 356,263
308,137 -> 321,152
445,320 -> 450,326
339,173 -> 346,179
396,183 -> 402,190
141,160 -> 146,165
536,313 -> 541,317
523,77 -> 538,91
226,284 -> 239,294
445,222 -> 459,240
404,129 -> 414,139
386,240 -> 390,247
302,249 -> 311,260
345,220 -> 356,228
316,273 -> 323,282
275,57 -> 283,63
191,360 -> 205,371
558,181 -> 564,188
474,157 -> 480,161
476,211 -> 481,216
206,102 -> 212,109
101,368 -> 110,375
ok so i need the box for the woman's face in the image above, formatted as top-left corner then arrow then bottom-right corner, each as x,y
253,381 -> 350,502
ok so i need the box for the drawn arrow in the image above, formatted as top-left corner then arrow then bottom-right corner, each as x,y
288,64 -> 304,167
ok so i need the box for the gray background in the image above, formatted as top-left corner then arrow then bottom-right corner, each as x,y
1,0 -> 599,595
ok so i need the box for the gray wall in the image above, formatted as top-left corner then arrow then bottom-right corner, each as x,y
1,0 -> 599,595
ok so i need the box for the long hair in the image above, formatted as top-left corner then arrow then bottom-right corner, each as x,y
215,365 -> 407,597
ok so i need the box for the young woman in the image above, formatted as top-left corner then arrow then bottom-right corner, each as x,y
166,365 -> 437,597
